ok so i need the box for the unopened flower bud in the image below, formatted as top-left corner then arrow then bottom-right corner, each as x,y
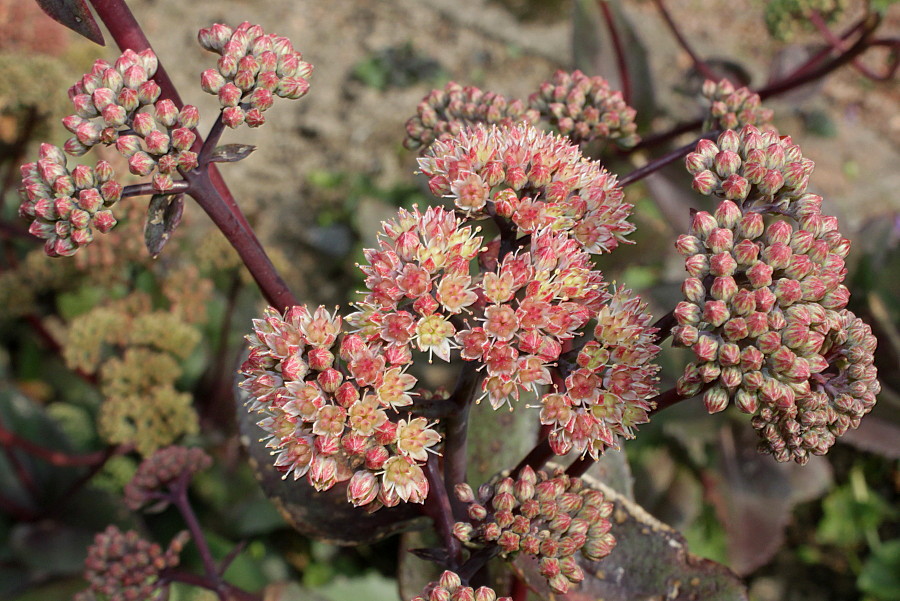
128,151 -> 156,176
155,99 -> 179,127
137,80 -> 162,105
704,386 -> 729,413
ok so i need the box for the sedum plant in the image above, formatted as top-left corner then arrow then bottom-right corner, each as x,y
3,0 -> 894,599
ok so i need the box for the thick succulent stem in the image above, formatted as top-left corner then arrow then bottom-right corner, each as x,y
423,455 -> 464,569
597,0 -> 632,105
619,131 -> 719,187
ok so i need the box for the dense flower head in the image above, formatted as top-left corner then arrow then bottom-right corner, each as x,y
61,48 -> 200,192
124,445 -> 213,510
674,132 -> 878,463
701,78 -> 773,131
528,70 -> 639,148
75,525 -> 188,601
18,143 -> 121,256
418,123 -> 634,254
541,288 -> 660,458
197,21 -> 312,128
409,570 -> 511,601
453,466 -> 616,594
765,0 -> 846,41
240,304 -> 439,510
751,309 -> 879,462
685,125 -> 815,209
403,81 -> 540,152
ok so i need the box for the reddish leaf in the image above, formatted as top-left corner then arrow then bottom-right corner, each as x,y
35,0 -> 104,45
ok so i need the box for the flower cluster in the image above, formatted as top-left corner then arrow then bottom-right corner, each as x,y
419,123 -> 634,255
63,49 -> 200,192
124,445 -> 213,510
75,525 -> 189,601
198,21 -> 313,128
456,230 -> 608,409
540,288 -> 660,457
751,309 -> 879,461
453,467 -> 616,594
687,125 -> 815,207
701,78 -> 773,132
239,305 -> 441,511
409,570 -> 511,601
403,81 -> 539,152
673,129 -> 878,463
528,70 -> 639,148
18,143 -> 120,256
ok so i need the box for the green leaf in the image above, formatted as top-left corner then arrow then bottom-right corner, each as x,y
317,571 -> 398,601
858,539 -> 900,600
817,479 -> 895,547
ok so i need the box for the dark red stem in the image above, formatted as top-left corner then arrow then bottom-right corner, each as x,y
423,455 -> 464,570
161,570 -> 261,601
0,421 -> 126,466
808,10 -> 899,81
619,131 -> 719,188
652,0 -> 721,83
597,0 -> 632,105
122,181 -> 190,198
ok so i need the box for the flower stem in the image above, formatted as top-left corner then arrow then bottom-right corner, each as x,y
423,455 -> 464,570
651,308 -> 677,344
619,131 -> 719,188
170,472 -> 227,601
648,386 -> 692,416
652,0 -> 721,83
443,362 -> 481,517
512,436 -> 554,476
122,181 -> 190,198
597,0 -> 632,105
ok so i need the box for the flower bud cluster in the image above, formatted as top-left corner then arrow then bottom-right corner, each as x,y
751,309 -> 879,462
418,123 -> 634,255
674,131 -> 878,462
529,70 -> 639,148
197,21 -> 313,128
62,49 -> 200,192
453,467 -> 616,594
541,289 -> 660,458
75,525 -> 189,601
18,143 -> 120,256
403,81 -> 539,152
409,570 -> 511,601
124,445 -> 212,510
685,125 -> 815,208
701,78 -> 773,131
240,305 -> 440,511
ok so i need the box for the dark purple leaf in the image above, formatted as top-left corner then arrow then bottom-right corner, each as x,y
34,0 -> 104,45
144,194 -> 184,258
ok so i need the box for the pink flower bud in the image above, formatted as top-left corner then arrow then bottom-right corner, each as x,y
758,168 -> 785,196
256,70 -> 281,91
347,470 -> 379,506
128,151 -> 156,176
745,261 -> 773,288
709,252 -> 737,277
176,150 -> 199,171
234,69 -> 256,91
714,150 -> 741,177
100,180 -> 123,204
218,82 -> 242,107
72,94 -> 98,118
222,106 -> 246,128
692,170 -> 718,195
505,165 -> 528,190
93,210 -> 117,233
675,234 -> 703,256
70,164 -> 94,190
155,99 -> 179,127
684,151 -> 709,174
673,325 -> 699,346
137,80 -> 161,105
138,49 -> 158,77
710,276 -> 738,302
821,285 -> 850,310
721,174 -> 749,200
706,227 -> 734,253
755,287 -> 777,311
169,128 -> 196,152
52,196 -> 74,219
91,87 -> 117,111
176,106 -> 200,130
117,87 -> 139,112
52,175 -> 75,197
735,388 -> 758,414
723,317 -> 749,341
132,112 -> 156,137
101,103 -> 127,128
684,253 -> 709,277
122,64 -> 148,89
101,68 -> 124,93
249,88 -> 274,111
714,200 -> 742,229
151,173 -> 174,192
75,121 -> 101,146
63,137 -> 89,157
70,226 -> 93,246
276,76 -> 310,99
702,299 -> 730,327
245,108 -> 266,127
717,128 -> 741,152
61,114 -> 87,134
144,130 -> 170,155
693,334 -> 720,362
743,159 -> 766,184
704,386 -> 729,413
773,278 -> 802,306
690,211 -> 718,239
68,207 -> 90,229
78,188 -> 103,213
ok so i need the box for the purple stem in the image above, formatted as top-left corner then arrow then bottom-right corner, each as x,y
652,0 -> 721,83
423,455 -> 464,569
597,0 -> 632,105
619,131 -> 719,188
442,362 -> 482,518
161,570 -> 260,601
122,181 -> 190,198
